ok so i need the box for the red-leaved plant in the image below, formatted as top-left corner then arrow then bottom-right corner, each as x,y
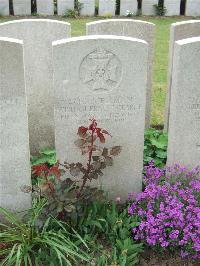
26,119 -> 122,222
62,118 -> 122,196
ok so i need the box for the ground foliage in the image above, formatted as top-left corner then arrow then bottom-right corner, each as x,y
2,120 -> 199,265
144,128 -> 168,168
0,199 -> 89,266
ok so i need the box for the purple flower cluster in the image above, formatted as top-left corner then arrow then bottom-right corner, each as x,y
129,162 -> 200,259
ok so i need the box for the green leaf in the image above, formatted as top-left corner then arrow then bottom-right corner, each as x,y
31,155 -> 51,166
144,128 -> 155,137
47,154 -> 57,165
39,148 -> 56,156
155,149 -> 167,159
158,133 -> 168,146
154,158 -> 163,167
92,156 -> 99,162
151,138 -> 166,149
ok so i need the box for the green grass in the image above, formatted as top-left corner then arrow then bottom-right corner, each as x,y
0,16 -> 196,126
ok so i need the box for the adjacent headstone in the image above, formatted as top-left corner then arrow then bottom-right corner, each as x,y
53,35 -> 148,200
57,0 -> 74,15
0,19 -> 71,153
80,0 -> 95,16
167,37 -> 200,168
0,0 -> 9,16
99,0 -> 116,16
13,0 -> 31,15
120,0 -> 137,16
164,20 -> 200,131
164,0 -> 180,16
142,0 -> 157,15
186,0 -> 200,17
0,37 -> 31,212
87,19 -> 156,128
37,0 -> 54,15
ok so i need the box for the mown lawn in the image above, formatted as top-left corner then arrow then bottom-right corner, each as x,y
0,16 -> 195,126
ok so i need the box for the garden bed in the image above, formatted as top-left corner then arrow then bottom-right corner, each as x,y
139,249 -> 199,266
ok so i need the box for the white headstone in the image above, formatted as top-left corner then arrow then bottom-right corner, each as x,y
13,0 -> 31,15
99,0 -> 116,16
167,37 -> 200,168
53,35 -> 148,200
57,0 -> 74,15
37,0 -> 54,15
164,0 -> 180,16
142,0 -> 157,15
186,0 -> 200,17
0,19 -> 71,153
0,37 -> 31,212
0,0 -> 9,16
164,20 -> 200,131
86,19 -> 156,128
120,0 -> 137,16
80,0 -> 95,16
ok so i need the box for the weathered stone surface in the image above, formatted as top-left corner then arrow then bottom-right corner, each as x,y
186,0 -> 200,17
99,0 -> 116,16
164,0 -> 180,16
0,19 -> 71,153
13,0 -> 31,15
80,0 -> 95,16
165,20 -> 200,131
167,37 -> 200,168
142,0 -> 157,15
0,0 -> 9,16
0,37 -> 31,212
57,0 -> 74,15
120,0 -> 137,16
53,35 -> 148,200
37,0 -> 54,15
86,19 -> 156,128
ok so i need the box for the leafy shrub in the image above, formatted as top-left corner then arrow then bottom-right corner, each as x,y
31,147 -> 56,166
154,0 -> 167,16
63,0 -> 83,17
125,10 -> 135,17
129,162 -> 200,259
0,199 -> 89,265
63,9 -> 78,18
29,119 -> 121,223
74,0 -> 83,16
76,200 -> 143,265
144,128 -> 168,168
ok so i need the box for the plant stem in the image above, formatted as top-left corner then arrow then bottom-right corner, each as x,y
78,120 -> 95,196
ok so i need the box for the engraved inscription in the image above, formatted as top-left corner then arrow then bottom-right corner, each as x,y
79,48 -> 122,92
56,95 -> 142,124
188,100 -> 200,127
188,102 -> 200,122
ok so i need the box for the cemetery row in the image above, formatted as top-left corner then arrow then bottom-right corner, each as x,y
0,0 -> 200,17
0,19 -> 200,211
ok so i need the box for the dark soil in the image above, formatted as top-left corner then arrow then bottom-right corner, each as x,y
138,249 -> 199,266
